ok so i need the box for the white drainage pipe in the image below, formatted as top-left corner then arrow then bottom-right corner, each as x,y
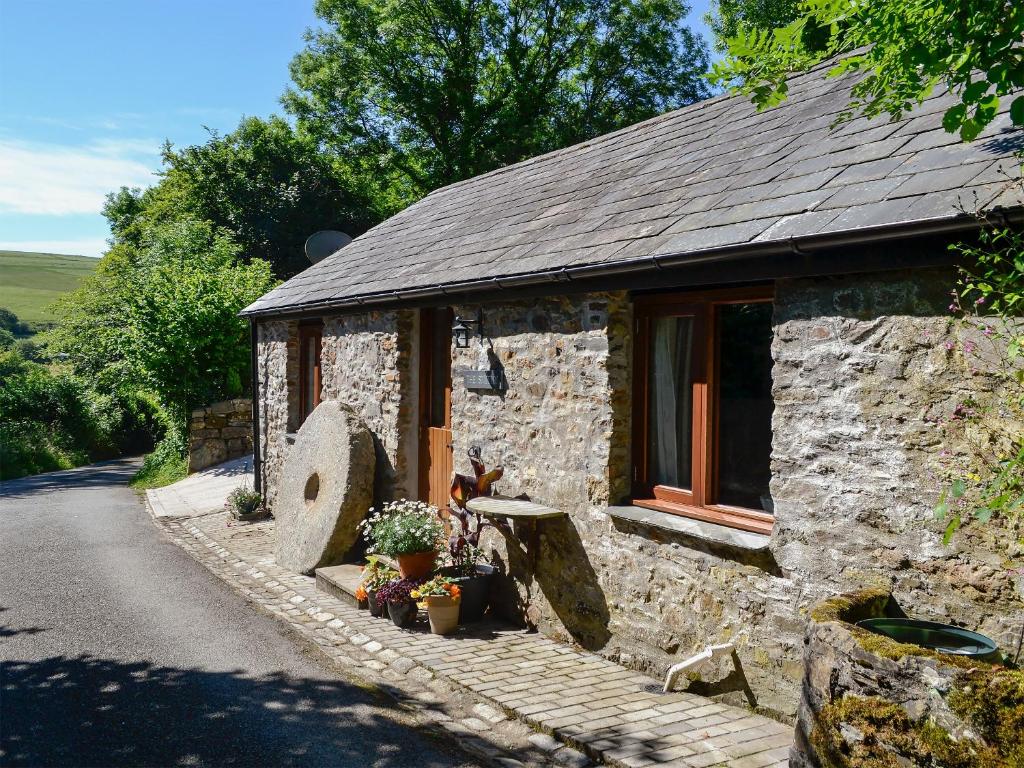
663,643 -> 735,693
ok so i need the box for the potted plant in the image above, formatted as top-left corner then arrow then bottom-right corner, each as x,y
359,555 -> 397,617
377,577 -> 420,628
412,576 -> 462,635
359,500 -> 445,580
224,485 -> 266,522
444,495 -> 500,622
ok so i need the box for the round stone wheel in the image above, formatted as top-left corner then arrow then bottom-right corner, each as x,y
274,400 -> 375,574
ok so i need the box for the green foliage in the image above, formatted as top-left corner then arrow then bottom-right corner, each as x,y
99,117 -> 374,280
125,221 -> 276,422
155,116 -> 378,278
359,556 -> 399,591
50,220 -> 277,429
710,0 -> 1024,139
129,429 -> 188,489
285,0 -> 711,208
0,346 -> 161,481
934,217 -> 1024,547
704,0 -> 801,53
224,484 -> 263,518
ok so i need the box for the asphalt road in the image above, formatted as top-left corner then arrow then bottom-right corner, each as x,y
0,459 -> 478,768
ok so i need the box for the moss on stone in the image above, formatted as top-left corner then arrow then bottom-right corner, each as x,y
810,694 -> 1002,768
808,587 -> 892,624
847,626 -> 991,670
810,589 -> 1001,669
948,667 -> 1024,767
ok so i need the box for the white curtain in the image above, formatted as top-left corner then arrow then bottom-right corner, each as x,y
649,316 -> 692,489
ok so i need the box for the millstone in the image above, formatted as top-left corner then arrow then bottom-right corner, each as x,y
274,400 -> 375,574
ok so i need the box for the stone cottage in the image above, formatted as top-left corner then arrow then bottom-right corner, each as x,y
242,65 -> 1024,718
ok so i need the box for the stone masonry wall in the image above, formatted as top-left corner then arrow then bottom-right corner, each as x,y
255,267 -> 1022,719
188,398 -> 253,472
320,310 -> 417,501
770,269 -> 1022,655
256,319 -> 297,513
451,293 -> 805,718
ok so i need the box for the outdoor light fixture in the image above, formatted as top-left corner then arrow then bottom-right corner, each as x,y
452,310 -> 482,349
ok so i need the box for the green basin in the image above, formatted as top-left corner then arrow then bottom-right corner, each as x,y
856,618 -> 999,659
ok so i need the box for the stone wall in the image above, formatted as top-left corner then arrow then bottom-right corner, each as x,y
320,310 -> 417,501
256,319 -> 298,512
451,292 -> 804,718
188,398 -> 253,472
254,266 -> 1023,720
770,269 -> 1022,655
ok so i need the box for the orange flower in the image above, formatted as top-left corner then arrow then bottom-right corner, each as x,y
449,585 -> 461,599
355,586 -> 367,600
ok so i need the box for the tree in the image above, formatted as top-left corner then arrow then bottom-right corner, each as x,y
284,0 -> 711,208
710,0 -> 1024,140
100,117 -> 377,280
125,221 -> 276,422
704,0 -> 799,52
50,220 -> 276,424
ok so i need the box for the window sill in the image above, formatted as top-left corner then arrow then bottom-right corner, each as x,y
606,505 -> 771,552
634,497 -> 773,535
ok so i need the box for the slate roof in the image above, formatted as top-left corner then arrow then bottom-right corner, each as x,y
243,61 -> 1023,316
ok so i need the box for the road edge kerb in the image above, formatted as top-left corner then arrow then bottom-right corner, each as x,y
143,498 -> 587,768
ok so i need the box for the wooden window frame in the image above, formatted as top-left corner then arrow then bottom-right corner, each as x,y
632,286 -> 775,535
298,321 -> 323,424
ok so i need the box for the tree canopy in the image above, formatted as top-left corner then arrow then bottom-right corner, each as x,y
704,0 -> 799,52
104,116 -> 377,280
710,0 -> 1024,141
49,221 -> 277,424
285,0 -> 711,208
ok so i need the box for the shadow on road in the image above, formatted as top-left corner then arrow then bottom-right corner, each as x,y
0,654 -> 466,767
0,459 -> 141,501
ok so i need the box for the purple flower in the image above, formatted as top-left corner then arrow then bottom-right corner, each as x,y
944,340 -> 956,351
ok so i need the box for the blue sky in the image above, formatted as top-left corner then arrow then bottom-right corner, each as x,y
0,0 -> 713,258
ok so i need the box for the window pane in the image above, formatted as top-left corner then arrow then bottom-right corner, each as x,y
647,316 -> 694,490
716,303 -> 773,511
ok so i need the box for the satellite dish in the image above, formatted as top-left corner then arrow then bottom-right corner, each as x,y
305,230 -> 352,264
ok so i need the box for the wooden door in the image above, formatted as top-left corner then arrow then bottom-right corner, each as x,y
298,322 -> 323,424
419,308 -> 453,510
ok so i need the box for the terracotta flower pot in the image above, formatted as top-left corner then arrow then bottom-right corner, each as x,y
425,594 -> 460,635
388,600 -> 417,628
396,550 -> 438,580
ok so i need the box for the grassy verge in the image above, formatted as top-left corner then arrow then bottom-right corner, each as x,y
130,452 -> 187,489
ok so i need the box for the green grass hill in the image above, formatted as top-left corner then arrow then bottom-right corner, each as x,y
0,250 -> 97,332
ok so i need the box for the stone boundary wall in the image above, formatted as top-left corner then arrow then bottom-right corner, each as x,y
188,398 -> 253,473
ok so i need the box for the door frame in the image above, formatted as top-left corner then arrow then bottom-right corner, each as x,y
417,307 -> 453,508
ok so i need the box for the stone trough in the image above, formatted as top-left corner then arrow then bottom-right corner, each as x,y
791,587 -> 1022,767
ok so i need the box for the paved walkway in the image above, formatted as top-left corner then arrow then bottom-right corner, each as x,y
147,455 -> 253,518
152,467 -> 792,768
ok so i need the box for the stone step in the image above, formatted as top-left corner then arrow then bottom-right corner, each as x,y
315,564 -> 364,606
315,556 -> 403,606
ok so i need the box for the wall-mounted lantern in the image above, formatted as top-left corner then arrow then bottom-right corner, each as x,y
452,309 -> 482,349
